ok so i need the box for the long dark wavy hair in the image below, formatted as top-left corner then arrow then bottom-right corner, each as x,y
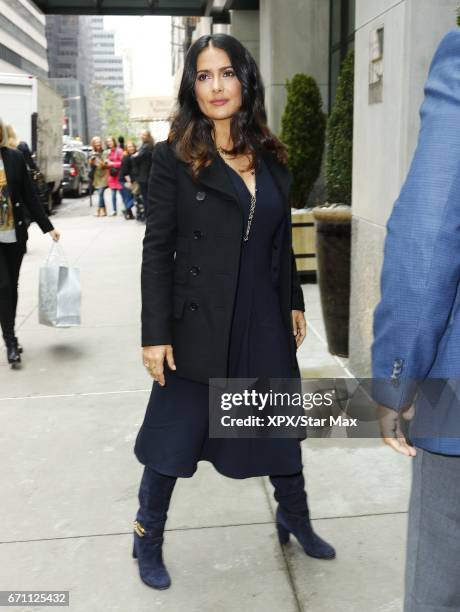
168,34 -> 288,178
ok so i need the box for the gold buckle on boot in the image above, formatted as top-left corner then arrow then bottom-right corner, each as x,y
133,520 -> 145,538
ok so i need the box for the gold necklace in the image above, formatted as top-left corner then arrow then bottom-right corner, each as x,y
244,188 -> 256,242
217,146 -> 255,175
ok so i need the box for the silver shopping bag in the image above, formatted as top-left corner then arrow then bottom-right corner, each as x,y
38,242 -> 81,327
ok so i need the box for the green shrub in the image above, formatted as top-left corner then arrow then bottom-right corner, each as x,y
326,51 -> 354,206
281,74 -> 326,209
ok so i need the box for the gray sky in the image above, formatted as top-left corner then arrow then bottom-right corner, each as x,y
104,16 -> 173,98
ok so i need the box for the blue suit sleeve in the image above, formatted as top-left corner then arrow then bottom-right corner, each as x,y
371,30 -> 460,411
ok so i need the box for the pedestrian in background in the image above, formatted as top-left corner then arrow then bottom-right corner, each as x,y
132,34 -> 335,591
0,117 -> 60,368
6,125 -> 38,172
132,130 -> 154,212
119,142 -> 136,220
89,136 -> 108,217
106,137 -> 123,216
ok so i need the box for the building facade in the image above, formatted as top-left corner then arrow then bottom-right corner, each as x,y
0,0 -> 48,79
88,17 -> 124,95
79,15 -> 125,138
45,14 -> 89,141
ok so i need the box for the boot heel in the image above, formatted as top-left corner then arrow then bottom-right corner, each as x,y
277,522 -> 290,545
132,543 -> 137,559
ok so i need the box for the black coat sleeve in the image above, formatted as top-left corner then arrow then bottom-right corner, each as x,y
119,155 -> 131,180
135,143 -> 152,161
20,153 -> 53,234
141,142 -> 178,346
290,249 -> 305,311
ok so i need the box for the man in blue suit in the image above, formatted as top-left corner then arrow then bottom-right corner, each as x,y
372,29 -> 460,611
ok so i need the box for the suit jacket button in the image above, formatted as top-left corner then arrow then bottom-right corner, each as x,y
18,220 -> 23,226
195,191 -> 206,201
189,265 -> 200,276
193,230 -> 203,240
15,202 -> 20,208
189,302 -> 199,311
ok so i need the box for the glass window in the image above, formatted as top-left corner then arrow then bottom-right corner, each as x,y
331,0 -> 342,47
329,0 -> 355,110
348,0 -> 356,36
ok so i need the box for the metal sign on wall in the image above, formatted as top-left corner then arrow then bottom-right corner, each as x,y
129,96 -> 175,122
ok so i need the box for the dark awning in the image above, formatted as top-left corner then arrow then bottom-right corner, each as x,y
32,0 -> 258,16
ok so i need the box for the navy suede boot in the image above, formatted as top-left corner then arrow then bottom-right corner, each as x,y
132,466 -> 177,589
270,471 -> 336,560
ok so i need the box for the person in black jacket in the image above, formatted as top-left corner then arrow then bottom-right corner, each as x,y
131,35 -> 335,591
119,141 -> 136,220
0,118 -> 60,368
132,130 -> 154,211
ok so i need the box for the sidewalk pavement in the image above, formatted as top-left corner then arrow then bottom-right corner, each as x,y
0,195 -> 410,612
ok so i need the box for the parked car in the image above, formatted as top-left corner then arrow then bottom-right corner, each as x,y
62,148 -> 91,197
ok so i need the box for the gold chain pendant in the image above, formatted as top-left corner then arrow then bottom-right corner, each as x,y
243,191 -> 257,242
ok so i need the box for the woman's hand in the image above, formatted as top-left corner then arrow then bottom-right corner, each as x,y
49,229 -> 60,242
291,310 -> 307,348
142,345 -> 176,386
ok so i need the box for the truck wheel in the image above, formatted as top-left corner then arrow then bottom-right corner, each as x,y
52,187 -> 63,206
74,180 -> 82,198
45,192 -> 53,215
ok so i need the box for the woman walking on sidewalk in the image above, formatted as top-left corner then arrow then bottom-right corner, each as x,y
89,137 -> 108,216
105,137 -> 123,216
0,117 -> 60,368
119,141 -> 136,220
133,34 -> 335,590
132,130 -> 154,213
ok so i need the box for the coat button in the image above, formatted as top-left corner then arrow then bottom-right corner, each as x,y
193,230 -> 203,240
15,202 -> 20,208
195,191 -> 206,201
189,302 -> 199,311
189,265 -> 200,276
17,220 -> 23,226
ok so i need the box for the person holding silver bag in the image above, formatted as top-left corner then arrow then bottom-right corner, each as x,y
0,117 -> 60,368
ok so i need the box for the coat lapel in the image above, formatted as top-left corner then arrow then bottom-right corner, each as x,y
192,148 -> 292,217
197,153 -> 240,203
0,147 -> 15,192
260,149 -> 292,215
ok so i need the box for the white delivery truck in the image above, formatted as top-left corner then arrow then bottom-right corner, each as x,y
0,73 -> 64,213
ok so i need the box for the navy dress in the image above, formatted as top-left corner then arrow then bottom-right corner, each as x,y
134,158 -> 303,479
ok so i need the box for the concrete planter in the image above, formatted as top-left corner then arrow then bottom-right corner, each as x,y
312,204 -> 352,357
291,208 -> 317,276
